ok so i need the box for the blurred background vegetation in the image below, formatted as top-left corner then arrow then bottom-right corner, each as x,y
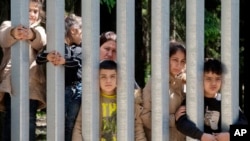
0,0 -> 249,140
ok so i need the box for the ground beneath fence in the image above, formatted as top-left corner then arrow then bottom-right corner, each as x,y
36,110 -> 47,141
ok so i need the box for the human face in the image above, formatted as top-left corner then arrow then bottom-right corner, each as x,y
72,28 -> 82,45
29,1 -> 40,25
169,50 -> 186,76
203,72 -> 222,98
100,40 -> 117,61
99,69 -> 117,95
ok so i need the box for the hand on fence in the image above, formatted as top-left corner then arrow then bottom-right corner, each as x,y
11,25 -> 36,41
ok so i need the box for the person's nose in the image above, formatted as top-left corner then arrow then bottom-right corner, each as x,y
107,50 -> 113,57
209,79 -> 217,85
176,61 -> 182,68
106,77 -> 112,82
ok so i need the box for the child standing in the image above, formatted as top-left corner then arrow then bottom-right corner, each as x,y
141,41 -> 187,141
71,31 -> 146,141
36,13 -> 82,141
0,0 -> 46,140
99,60 -> 118,140
175,58 -> 248,141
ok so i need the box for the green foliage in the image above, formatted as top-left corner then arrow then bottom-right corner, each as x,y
65,0 -> 78,13
170,0 -> 186,42
204,9 -> 221,59
101,0 -> 116,13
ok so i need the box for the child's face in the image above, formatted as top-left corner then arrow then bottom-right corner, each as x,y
203,72 -> 222,98
169,50 -> 186,76
29,1 -> 40,25
71,28 -> 82,45
99,69 -> 117,95
99,40 -> 117,61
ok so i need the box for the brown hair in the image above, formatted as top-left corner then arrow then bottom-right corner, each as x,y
100,31 -> 117,47
30,0 -> 46,24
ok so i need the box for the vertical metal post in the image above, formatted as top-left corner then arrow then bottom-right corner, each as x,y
46,0 -> 65,141
10,0 -> 29,140
186,0 -> 204,141
221,0 -> 239,131
116,0 -> 135,140
81,0 -> 100,140
151,0 -> 169,140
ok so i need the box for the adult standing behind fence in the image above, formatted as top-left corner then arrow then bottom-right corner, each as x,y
0,0 -> 47,140
141,41 -> 187,141
71,31 -> 147,141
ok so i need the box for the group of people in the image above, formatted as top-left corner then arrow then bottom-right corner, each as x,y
0,0 -> 248,141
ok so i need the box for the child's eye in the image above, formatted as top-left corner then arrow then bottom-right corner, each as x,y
181,60 -> 186,64
216,78 -> 222,81
100,76 -> 106,79
205,78 -> 211,81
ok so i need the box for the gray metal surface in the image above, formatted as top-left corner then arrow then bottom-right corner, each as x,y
11,0 -> 29,140
46,0 -> 65,141
186,0 -> 205,141
221,0 -> 239,131
81,0 -> 100,141
151,0 -> 170,140
116,0 -> 135,140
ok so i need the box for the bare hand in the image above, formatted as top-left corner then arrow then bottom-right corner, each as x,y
214,132 -> 229,141
201,133 -> 217,141
47,51 -> 57,63
11,25 -> 35,40
175,106 -> 186,121
53,52 -> 65,65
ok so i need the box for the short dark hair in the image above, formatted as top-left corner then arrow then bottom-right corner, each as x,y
204,58 -> 225,75
99,60 -> 117,70
100,31 -> 117,47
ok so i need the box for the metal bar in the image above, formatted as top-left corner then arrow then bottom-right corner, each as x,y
46,0 -> 65,141
151,0 -> 169,140
116,0 -> 135,140
221,0 -> 240,131
186,0 -> 205,140
81,0 -> 100,140
10,0 -> 29,140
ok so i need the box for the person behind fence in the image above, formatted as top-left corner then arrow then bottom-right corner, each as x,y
36,13 -> 82,141
140,41 -> 187,141
0,0 -> 46,140
71,31 -> 147,141
99,60 -> 118,140
175,58 -> 248,141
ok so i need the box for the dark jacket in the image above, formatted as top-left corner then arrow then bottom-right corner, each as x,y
36,43 -> 82,86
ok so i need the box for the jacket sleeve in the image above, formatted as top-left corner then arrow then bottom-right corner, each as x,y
0,21 -> 18,48
140,78 -> 152,130
29,25 -> 47,51
72,106 -> 83,141
36,49 -> 49,65
176,114 -> 203,140
134,86 -> 147,141
64,46 -> 82,68
234,108 -> 248,125
135,104 -> 147,141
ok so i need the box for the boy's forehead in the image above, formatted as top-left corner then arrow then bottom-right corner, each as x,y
204,72 -> 222,77
99,69 -> 117,73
